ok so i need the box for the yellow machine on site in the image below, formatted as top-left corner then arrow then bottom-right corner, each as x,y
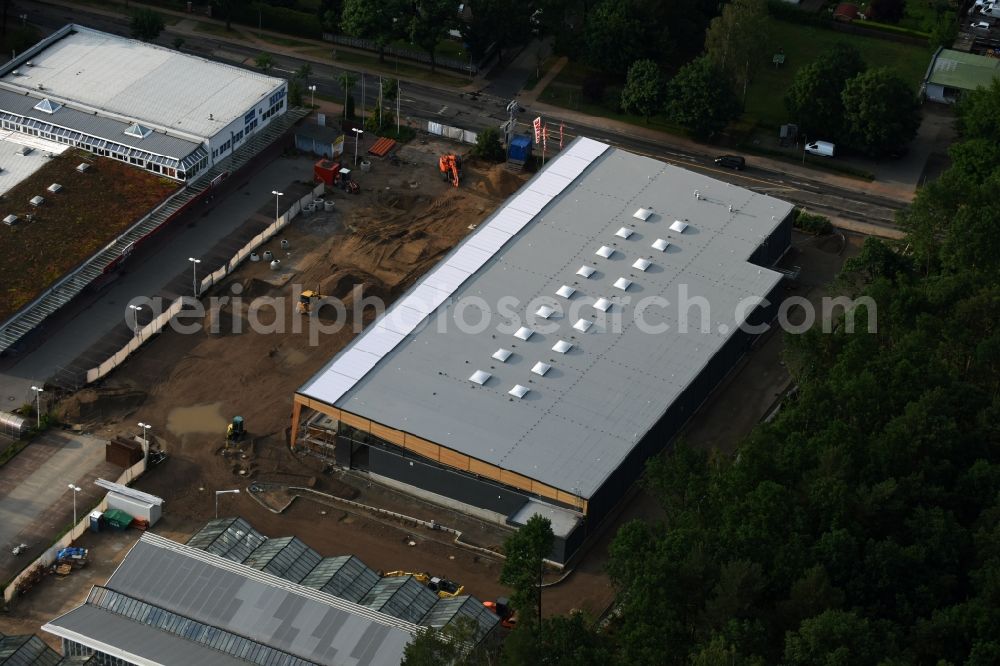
297,289 -> 323,315
383,571 -> 465,598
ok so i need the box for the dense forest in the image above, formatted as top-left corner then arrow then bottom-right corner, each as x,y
405,81 -> 1000,666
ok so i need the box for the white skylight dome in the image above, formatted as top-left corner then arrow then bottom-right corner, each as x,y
615,227 -> 634,239
535,305 -> 555,319
670,220 -> 689,233
552,340 -> 573,353
632,258 -> 651,271
492,348 -> 512,362
556,285 -> 576,299
594,297 -> 612,312
509,384 -> 530,398
124,122 -> 153,139
633,208 -> 653,221
573,318 -> 593,333
652,238 -> 669,252
514,326 -> 534,340
596,246 -> 615,258
577,265 -> 596,278
469,370 -> 491,385
613,277 -> 633,291
33,98 -> 61,114
531,362 -> 551,376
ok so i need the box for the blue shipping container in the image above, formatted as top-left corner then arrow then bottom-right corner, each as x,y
508,136 -> 532,162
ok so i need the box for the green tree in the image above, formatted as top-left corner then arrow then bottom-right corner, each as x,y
472,126 -> 506,163
666,57 -> 740,138
338,72 -> 358,118
500,515 -> 553,626
703,0 -> 769,101
409,0 -> 456,73
254,52 -> 274,74
956,78 -> 1000,143
501,613 -> 611,665
620,59 -> 663,121
928,14 -> 958,51
382,78 -> 399,102
341,0 -> 404,63
401,617 -> 486,665
581,0 -> 659,75
841,67 -> 921,156
784,43 -> 866,142
869,0 -> 905,22
130,8 -> 164,41
210,0 -> 236,31
172,36 -> 185,50
783,610 -> 884,665
460,0 -> 534,63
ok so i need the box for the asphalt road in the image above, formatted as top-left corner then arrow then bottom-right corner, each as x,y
19,0 -> 906,230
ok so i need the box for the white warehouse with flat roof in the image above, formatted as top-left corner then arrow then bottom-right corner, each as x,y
292,137 -> 795,563
0,24 -> 287,181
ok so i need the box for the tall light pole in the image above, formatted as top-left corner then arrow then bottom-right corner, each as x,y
68,484 -> 81,528
188,257 -> 201,297
215,489 -> 240,519
271,190 -> 283,226
128,304 -> 143,340
30,385 -> 43,428
308,84 -> 316,108
351,128 -> 363,167
138,422 -> 151,456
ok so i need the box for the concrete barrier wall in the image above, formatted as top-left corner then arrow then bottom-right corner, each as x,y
3,457 -> 147,604
427,121 -> 478,145
84,184 -> 325,385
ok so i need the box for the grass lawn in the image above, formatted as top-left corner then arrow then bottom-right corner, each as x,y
744,17 -> 931,128
0,150 -> 178,321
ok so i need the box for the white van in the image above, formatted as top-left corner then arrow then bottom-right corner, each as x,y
805,141 -> 836,157
982,5 -> 1000,18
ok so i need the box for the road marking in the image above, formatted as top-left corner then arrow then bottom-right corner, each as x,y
437,105 -> 449,115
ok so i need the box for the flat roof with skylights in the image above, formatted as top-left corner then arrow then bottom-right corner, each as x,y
295,137 -> 793,510
0,25 -> 283,141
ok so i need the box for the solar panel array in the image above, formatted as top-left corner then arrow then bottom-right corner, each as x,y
300,137 -> 610,406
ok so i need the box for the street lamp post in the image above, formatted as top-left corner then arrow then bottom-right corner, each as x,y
215,489 -> 241,519
188,257 -> 201,297
308,84 -> 317,107
271,190 -> 284,226
351,128 -> 363,167
138,422 -> 151,456
30,385 -> 44,428
68,484 -> 81,528
128,304 -> 143,340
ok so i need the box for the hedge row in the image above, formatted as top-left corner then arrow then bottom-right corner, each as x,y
793,209 -> 835,235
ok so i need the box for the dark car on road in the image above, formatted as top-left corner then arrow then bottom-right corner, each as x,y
715,155 -> 746,170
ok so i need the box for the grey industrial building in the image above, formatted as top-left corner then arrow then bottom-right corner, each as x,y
0,24 -> 287,182
291,137 -> 794,563
43,521 -> 497,666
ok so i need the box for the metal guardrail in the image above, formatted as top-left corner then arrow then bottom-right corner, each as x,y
0,108 -> 309,356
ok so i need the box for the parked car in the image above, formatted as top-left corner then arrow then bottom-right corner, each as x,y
805,141 -> 836,157
971,20 -> 991,31
714,155 -> 746,170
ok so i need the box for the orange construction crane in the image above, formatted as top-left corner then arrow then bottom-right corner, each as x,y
438,154 -> 462,187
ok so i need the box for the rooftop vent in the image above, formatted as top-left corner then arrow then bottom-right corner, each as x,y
509,384 -> 530,399
670,220 -> 689,233
16,146 -> 32,156
633,208 -> 653,221
613,277 -> 633,291
514,326 -> 534,341
652,238 -> 669,252
556,285 -> 576,299
33,98 -> 60,114
25,61 -> 33,67
573,318 -> 593,333
36,83 -> 44,91
552,340 -> 573,354
469,370 -> 492,385
577,265 -> 596,278
535,305 -> 555,319
47,183 -> 62,194
29,195 -> 44,207
531,362 -> 551,376
3,214 -> 18,226
595,245 -> 615,259
632,258 -> 651,271
76,163 -> 90,173
615,227 -> 633,239
11,70 -> 20,76
594,297 -> 612,312
493,348 -> 512,362
124,123 -> 152,139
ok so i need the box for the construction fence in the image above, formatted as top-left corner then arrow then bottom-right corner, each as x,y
3,456 -> 147,604
84,183 -> 326,385
426,121 -> 478,145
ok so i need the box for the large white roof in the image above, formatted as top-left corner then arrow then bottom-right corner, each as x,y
0,25 -> 284,141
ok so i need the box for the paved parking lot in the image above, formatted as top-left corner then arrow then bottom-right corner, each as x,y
0,430 -> 120,586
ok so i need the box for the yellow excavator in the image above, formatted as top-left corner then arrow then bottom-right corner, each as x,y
297,288 -> 323,315
383,570 -> 464,598
438,154 -> 462,187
